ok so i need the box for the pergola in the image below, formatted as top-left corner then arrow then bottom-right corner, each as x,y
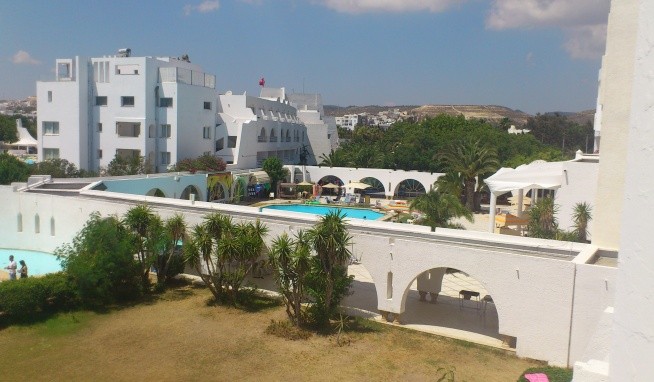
485,160 -> 564,233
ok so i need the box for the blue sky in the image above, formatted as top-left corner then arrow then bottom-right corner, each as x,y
0,0 -> 610,114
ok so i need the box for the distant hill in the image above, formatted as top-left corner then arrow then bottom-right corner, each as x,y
325,104 -> 596,127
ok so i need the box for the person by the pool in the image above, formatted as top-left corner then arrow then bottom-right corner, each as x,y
4,255 -> 17,280
19,260 -> 28,279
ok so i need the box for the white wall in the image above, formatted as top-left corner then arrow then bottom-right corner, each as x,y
556,160 -> 599,235
592,1 -> 639,250
610,0 -> 654,379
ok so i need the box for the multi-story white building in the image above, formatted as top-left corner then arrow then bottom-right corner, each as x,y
334,114 -> 359,130
37,51 -> 217,172
216,87 -> 337,168
37,51 -> 336,172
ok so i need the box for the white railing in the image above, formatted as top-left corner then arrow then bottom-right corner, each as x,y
158,68 -> 215,89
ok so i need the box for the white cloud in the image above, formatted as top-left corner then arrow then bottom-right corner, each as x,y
184,0 -> 220,16
486,0 -> 610,59
316,0 -> 461,14
11,50 -> 40,65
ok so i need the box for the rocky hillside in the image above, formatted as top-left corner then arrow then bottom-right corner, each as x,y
325,104 -> 595,127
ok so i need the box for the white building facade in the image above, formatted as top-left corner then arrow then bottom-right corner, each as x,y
37,53 -> 217,172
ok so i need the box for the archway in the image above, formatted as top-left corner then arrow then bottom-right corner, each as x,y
394,179 -> 426,199
317,175 -> 344,196
180,185 -> 201,201
397,267 -> 504,347
360,177 -> 385,198
342,261 -> 379,319
209,183 -> 227,201
146,188 -> 166,198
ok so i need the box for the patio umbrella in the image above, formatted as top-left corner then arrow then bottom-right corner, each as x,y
346,182 -> 371,190
297,181 -> 313,186
322,183 -> 340,189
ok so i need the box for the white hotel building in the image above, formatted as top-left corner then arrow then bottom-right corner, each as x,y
36,51 -> 336,172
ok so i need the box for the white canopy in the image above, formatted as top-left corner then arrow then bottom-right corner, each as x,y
485,161 -> 564,196
9,119 -> 37,147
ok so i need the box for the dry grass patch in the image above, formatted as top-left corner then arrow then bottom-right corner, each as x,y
0,285 -> 546,381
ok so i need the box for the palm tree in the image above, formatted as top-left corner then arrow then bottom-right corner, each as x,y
269,230 -> 311,325
306,210 -> 353,324
123,204 -> 164,288
527,196 -> 559,239
572,202 -> 592,242
409,190 -> 473,231
434,172 -> 464,201
156,214 -> 187,287
438,138 -> 499,212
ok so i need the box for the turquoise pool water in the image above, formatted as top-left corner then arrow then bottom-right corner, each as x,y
0,249 -> 62,276
261,204 -> 385,220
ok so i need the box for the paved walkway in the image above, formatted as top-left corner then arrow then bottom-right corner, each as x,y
343,264 -> 504,349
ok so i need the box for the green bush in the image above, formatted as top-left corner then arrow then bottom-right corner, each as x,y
57,213 -> 142,306
518,366 -> 573,382
0,272 -> 77,320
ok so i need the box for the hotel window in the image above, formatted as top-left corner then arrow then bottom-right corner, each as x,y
42,121 -> 59,135
160,97 -> 173,107
98,149 -> 103,159
43,148 -> 60,160
160,152 -> 171,165
228,136 -> 237,148
47,91 -> 52,102
121,96 -> 135,107
160,124 -> 171,138
204,101 -> 211,110
203,126 -> 211,139
215,137 -> 224,151
98,123 -> 103,132
96,96 -> 107,106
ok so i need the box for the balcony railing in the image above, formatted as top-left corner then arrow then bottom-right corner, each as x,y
257,136 -> 267,142
270,136 -> 278,142
159,67 -> 216,89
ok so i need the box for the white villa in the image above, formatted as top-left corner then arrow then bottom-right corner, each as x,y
36,51 -> 336,172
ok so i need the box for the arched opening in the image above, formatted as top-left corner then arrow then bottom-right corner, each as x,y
398,267 -> 504,347
360,177 -> 385,198
270,128 -> 277,142
342,260 -> 379,319
317,175 -> 344,196
394,179 -> 426,199
209,182 -> 227,201
146,188 -> 166,198
180,185 -> 201,201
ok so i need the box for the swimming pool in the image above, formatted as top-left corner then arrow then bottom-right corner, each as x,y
0,249 -> 62,276
261,204 -> 385,220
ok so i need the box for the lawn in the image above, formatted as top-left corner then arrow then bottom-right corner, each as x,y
0,285 -> 546,381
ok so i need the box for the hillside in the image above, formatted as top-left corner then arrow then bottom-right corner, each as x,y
325,104 -> 595,127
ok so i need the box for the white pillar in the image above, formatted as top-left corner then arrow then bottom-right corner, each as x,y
302,165 -> 307,182
488,193 -> 497,233
516,189 -> 524,233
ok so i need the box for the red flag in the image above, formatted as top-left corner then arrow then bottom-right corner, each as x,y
259,77 -> 265,87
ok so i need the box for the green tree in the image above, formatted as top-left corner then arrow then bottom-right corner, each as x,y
106,155 -> 152,176
439,138 -> 499,212
262,156 -> 288,196
269,231 -> 312,326
56,213 -> 141,305
173,154 -> 226,173
527,196 -> 559,239
184,213 -> 268,304
305,210 -> 353,325
409,190 -> 473,231
31,158 -> 80,178
434,172 -> 464,201
154,214 -> 187,287
572,202 -> 592,243
0,153 -> 30,185
123,205 -> 164,289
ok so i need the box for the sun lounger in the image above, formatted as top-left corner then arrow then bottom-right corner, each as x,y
523,373 -> 549,382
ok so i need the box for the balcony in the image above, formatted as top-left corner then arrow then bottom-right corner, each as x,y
159,67 -> 215,89
270,136 -> 278,143
257,136 -> 267,143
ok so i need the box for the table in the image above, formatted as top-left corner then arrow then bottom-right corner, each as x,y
459,290 -> 481,310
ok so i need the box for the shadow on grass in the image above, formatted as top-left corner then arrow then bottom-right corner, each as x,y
203,290 -> 283,313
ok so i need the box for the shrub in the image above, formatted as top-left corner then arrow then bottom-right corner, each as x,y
0,272 -> 77,321
57,213 -> 142,306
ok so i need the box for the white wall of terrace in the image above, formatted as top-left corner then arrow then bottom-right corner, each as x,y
0,184 -> 614,367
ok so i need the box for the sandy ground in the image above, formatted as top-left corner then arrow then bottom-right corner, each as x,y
0,270 -> 8,281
